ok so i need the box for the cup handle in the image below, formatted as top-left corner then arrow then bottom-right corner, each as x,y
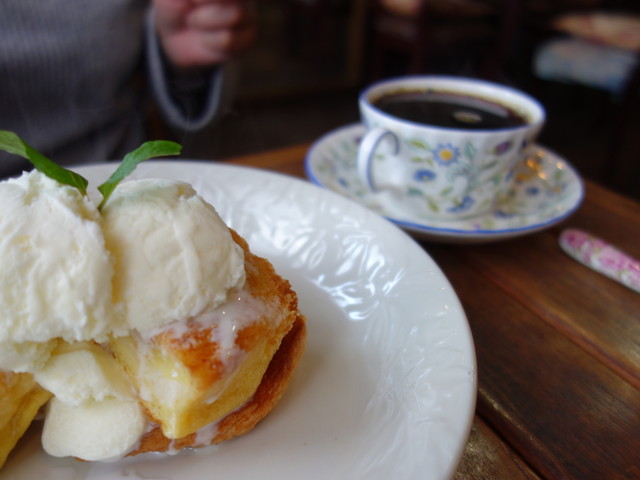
356,127 -> 399,191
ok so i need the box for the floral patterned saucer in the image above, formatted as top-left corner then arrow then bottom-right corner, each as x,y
305,124 -> 584,243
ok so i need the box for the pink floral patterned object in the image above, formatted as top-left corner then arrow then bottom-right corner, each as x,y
559,229 -> 640,293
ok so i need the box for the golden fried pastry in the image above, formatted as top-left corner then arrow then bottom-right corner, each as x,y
0,371 -> 52,468
0,147 -> 308,467
112,230 -> 306,449
128,316 -> 306,455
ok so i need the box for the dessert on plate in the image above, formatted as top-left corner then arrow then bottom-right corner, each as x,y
0,135 -> 306,468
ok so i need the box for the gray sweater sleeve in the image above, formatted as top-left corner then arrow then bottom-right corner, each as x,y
145,9 -> 229,131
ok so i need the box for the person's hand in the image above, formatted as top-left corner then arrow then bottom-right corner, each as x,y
153,0 -> 255,70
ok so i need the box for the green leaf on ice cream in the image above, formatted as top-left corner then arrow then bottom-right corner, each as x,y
0,130 -> 89,195
97,140 -> 182,210
0,130 -> 182,210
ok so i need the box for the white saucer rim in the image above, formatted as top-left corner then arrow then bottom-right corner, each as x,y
304,123 -> 585,240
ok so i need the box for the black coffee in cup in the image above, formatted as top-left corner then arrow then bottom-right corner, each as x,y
373,90 -> 529,130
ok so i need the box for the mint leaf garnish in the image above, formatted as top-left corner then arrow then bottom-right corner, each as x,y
97,140 -> 181,210
0,130 -> 89,194
0,131 -> 182,209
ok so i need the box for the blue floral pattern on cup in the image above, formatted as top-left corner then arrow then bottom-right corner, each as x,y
413,169 -> 436,182
356,76 -> 546,220
378,134 -> 525,217
358,115 -> 539,219
433,143 -> 461,166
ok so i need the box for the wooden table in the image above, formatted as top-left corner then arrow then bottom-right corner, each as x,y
224,143 -> 640,479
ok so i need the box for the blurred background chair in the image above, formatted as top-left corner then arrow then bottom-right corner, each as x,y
366,0 -> 520,81
366,0 -> 640,191
530,7 -> 640,185
282,0 -> 367,93
195,0 -> 639,200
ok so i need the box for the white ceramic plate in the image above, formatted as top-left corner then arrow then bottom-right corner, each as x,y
4,162 -> 476,480
305,123 -> 584,243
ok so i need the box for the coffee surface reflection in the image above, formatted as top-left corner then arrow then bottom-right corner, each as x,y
374,90 -> 529,130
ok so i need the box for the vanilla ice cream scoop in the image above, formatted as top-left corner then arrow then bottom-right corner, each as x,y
0,171 -> 117,351
101,178 -> 246,332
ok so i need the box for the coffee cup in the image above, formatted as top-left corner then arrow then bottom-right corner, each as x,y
357,76 -> 546,220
